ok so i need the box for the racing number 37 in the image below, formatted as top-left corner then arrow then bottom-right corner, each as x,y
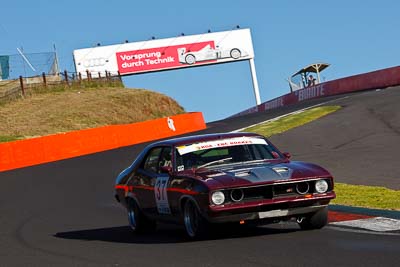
154,176 -> 171,214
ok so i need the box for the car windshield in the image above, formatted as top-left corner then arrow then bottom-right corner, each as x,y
175,137 -> 281,171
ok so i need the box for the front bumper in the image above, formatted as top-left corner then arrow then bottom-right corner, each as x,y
204,192 -> 335,224
205,203 -> 328,223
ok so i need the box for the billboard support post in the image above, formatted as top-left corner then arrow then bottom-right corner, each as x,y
249,58 -> 261,106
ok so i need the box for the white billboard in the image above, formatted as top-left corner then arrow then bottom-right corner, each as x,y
73,29 -> 255,76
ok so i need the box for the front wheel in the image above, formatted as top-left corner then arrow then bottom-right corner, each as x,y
183,200 -> 209,239
298,206 -> 328,230
230,48 -> 241,59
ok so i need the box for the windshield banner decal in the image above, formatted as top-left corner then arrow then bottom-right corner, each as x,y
177,137 -> 267,155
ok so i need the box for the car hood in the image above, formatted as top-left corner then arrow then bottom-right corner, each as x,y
196,161 -> 330,188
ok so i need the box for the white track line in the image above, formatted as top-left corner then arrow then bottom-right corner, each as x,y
231,96 -> 350,133
331,217 -> 400,232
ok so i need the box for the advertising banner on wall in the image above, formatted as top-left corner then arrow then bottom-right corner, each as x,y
73,29 -> 254,77
231,66 -> 400,117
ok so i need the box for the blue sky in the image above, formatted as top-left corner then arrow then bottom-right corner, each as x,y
1,0 -> 399,122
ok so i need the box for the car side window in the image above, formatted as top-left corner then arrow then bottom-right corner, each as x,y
158,147 -> 172,171
252,144 -> 275,159
142,147 -> 163,173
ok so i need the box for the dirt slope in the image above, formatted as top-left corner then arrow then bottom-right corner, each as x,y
0,86 -> 184,140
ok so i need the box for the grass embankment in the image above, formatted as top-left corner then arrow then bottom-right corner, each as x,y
245,106 -> 341,137
0,83 -> 185,142
243,106 -> 400,210
332,183 -> 400,210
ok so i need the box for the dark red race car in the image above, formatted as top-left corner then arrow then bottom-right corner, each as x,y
115,132 -> 335,238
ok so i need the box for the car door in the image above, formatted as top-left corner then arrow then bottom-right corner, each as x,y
203,45 -> 218,60
153,146 -> 174,220
135,146 -> 174,220
134,146 -> 163,217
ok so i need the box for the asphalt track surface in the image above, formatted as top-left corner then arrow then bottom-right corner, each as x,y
1,86 -> 400,266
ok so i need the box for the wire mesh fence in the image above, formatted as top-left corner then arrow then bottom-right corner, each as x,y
0,52 -> 58,81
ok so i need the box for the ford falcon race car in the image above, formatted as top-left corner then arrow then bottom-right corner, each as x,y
115,132 -> 335,239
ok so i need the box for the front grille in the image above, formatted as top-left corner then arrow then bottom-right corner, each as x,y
273,183 -> 297,196
243,186 -> 273,200
223,179 -> 332,203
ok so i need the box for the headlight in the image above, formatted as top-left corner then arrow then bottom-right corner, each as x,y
211,191 -> 225,205
315,180 -> 329,193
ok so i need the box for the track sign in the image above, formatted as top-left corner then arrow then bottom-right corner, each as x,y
73,29 -> 254,76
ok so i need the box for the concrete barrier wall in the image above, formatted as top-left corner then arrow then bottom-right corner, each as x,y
0,112 -> 206,172
234,66 -> 400,116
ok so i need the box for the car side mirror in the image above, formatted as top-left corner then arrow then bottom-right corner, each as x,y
283,152 -> 291,159
160,166 -> 172,174
271,151 -> 280,159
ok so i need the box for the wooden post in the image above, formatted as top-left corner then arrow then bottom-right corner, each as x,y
86,70 -> 91,81
117,71 -> 122,82
19,76 -> 25,96
42,72 -> 47,87
64,70 -> 69,85
78,72 -> 82,84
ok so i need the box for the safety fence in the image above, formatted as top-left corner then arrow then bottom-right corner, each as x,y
233,65 -> 400,117
0,112 -> 206,172
0,52 -> 57,80
0,70 -> 123,104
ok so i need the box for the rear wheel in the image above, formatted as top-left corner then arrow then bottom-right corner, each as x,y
185,54 -> 196,65
298,206 -> 328,230
183,200 -> 209,239
127,198 -> 156,233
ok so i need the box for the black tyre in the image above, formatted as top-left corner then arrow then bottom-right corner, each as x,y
298,206 -> 328,230
127,198 -> 156,233
183,200 -> 209,239
230,48 -> 241,59
185,54 -> 196,65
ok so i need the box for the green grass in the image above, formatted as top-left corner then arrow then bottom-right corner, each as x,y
332,183 -> 400,210
242,106 -> 400,211
0,136 -> 23,142
0,84 -> 184,142
244,106 -> 341,137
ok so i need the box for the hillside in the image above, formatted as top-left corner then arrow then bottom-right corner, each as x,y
0,86 -> 185,142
